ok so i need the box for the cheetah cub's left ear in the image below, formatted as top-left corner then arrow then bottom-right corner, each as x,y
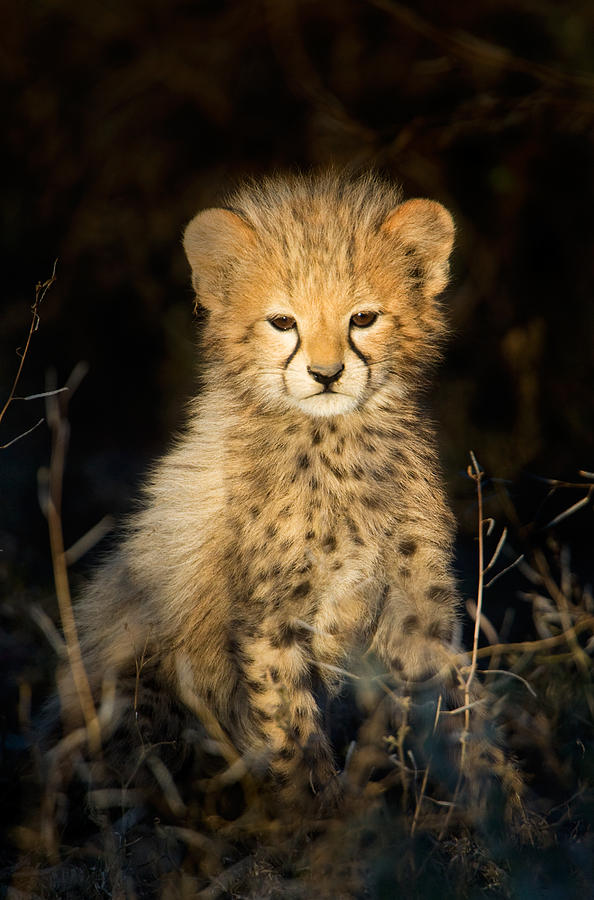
183,208 -> 256,311
381,199 -> 455,298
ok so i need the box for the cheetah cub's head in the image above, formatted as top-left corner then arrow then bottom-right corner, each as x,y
183,175 -> 454,418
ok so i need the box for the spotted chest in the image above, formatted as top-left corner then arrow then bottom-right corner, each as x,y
223,417 -> 411,669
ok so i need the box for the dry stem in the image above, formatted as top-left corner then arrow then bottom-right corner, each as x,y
0,261 -> 57,434
43,363 -> 101,756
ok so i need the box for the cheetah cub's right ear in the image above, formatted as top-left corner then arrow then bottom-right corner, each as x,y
183,208 -> 256,311
381,198 -> 455,299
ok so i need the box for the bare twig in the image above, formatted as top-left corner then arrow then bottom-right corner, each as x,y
43,362 -> 101,756
440,450 -> 485,838
484,527 -> 507,574
531,548 -> 590,673
64,515 -> 114,566
542,490 -> 593,530
484,553 -> 525,590
476,668 -> 537,698
465,451 -> 485,704
0,260 -> 57,431
0,417 -> 45,450
469,615 -> 594,661
411,764 -> 430,836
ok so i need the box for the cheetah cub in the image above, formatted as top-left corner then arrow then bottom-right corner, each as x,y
61,172 -> 460,806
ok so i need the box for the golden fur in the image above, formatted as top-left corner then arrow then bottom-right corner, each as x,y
59,171 -> 460,801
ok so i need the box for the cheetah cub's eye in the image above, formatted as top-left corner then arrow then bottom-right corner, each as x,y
350,311 -> 378,328
268,315 -> 296,331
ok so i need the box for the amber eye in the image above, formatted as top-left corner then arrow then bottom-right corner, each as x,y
350,311 -> 378,328
268,314 -> 296,331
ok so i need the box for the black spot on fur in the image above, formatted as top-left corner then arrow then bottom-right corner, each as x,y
292,581 -> 311,600
269,667 -> 280,683
305,530 -> 315,540
246,679 -> 265,694
427,585 -> 454,604
426,620 -> 452,642
345,517 -> 365,547
320,453 -> 343,479
227,634 -> 252,672
270,621 -> 311,649
363,493 -> 382,509
279,745 -> 297,760
399,538 -> 417,556
298,453 -> 310,470
322,534 -> 337,553
402,614 -> 420,634
309,476 -> 319,491
266,524 -> 278,538
391,656 -> 404,672
332,559 -> 343,570
328,422 -> 337,434
273,769 -> 291,786
249,505 -> 260,520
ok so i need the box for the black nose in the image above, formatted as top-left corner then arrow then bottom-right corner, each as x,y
307,363 -> 345,387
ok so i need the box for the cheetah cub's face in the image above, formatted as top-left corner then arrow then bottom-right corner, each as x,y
257,299 -> 386,417
183,183 -> 454,417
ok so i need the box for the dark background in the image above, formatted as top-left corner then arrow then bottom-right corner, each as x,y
2,0 -> 594,599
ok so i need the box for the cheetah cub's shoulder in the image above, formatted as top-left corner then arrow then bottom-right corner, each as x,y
64,172 -> 460,804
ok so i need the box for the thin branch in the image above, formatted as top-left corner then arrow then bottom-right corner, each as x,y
477,668 -> 537,698
44,364 -> 101,756
0,260 -> 57,430
64,515 -> 114,566
0,417 -> 44,449
465,451 -> 484,700
466,599 -> 499,645
17,387 -> 69,401
542,491 -> 593,530
440,449 -> 484,838
467,615 -> 594,660
484,527 -> 507,574
484,553 -> 525,590
532,548 -> 591,673
410,764 -> 430,836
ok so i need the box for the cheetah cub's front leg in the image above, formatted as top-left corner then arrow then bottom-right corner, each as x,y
243,627 -> 338,809
373,522 -> 461,696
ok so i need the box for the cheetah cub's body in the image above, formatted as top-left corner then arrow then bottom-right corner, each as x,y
65,173 -> 459,799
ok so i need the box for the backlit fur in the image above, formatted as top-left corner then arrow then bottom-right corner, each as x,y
59,171 -> 460,803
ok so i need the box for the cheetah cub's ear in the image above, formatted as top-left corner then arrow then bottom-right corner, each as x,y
183,208 -> 256,311
381,199 -> 455,298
